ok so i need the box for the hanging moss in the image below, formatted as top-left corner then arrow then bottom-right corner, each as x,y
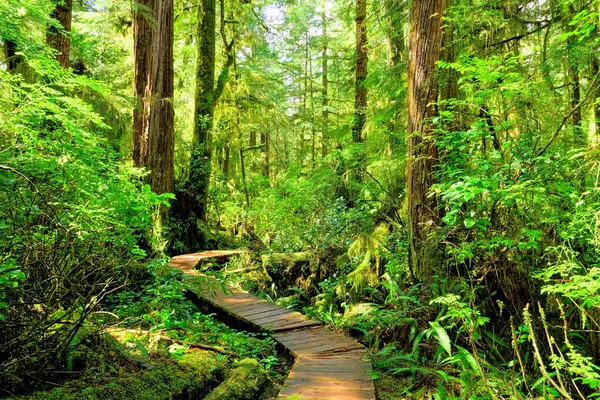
25,350 -> 225,400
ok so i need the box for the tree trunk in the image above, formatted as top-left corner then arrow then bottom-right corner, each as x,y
262,133 -> 270,179
145,0 -> 175,195
593,57 -> 600,135
407,0 -> 444,283
385,0 -> 405,67
47,0 -> 72,68
132,0 -> 175,195
352,0 -> 368,143
321,12 -> 329,157
566,5 -> 583,144
189,0 -> 217,222
384,0 -> 406,147
133,0 -> 153,169
4,40 -> 20,72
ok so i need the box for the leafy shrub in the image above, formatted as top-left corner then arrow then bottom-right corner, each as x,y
0,53 -> 169,394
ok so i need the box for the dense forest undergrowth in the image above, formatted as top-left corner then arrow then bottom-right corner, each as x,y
2,0 -> 600,398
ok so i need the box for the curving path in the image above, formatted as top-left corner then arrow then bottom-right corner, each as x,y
170,251 -> 376,400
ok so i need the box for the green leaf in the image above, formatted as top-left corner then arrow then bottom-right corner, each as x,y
464,217 -> 476,228
429,321 -> 452,357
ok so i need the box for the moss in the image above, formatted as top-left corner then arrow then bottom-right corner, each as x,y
26,350 -> 225,400
261,252 -> 319,291
203,358 -> 268,400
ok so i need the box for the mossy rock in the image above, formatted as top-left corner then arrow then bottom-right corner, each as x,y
203,358 -> 268,400
25,350 -> 225,400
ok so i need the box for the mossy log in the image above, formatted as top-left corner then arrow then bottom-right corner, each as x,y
203,358 -> 268,400
25,350 -> 225,400
261,252 -> 320,291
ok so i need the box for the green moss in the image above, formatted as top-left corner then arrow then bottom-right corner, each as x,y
203,358 -> 268,400
26,351 -> 225,400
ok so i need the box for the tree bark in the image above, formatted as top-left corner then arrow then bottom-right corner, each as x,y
132,0 -> 175,195
145,0 -> 175,195
47,0 -> 73,68
133,0 -> 153,169
407,0 -> 445,283
352,0 -> 368,143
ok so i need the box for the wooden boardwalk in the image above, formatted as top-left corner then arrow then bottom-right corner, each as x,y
170,251 -> 376,400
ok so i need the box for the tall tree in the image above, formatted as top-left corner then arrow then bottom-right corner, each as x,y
187,0 -> 234,222
407,0 -> 444,282
132,0 -> 175,195
132,0 -> 153,169
593,56 -> 600,134
146,0 -> 175,194
565,4 -> 583,143
47,0 -> 73,68
385,0 -> 405,67
321,12 -> 329,157
352,0 -> 367,143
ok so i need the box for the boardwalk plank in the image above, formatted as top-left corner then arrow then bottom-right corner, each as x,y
238,307 -> 292,319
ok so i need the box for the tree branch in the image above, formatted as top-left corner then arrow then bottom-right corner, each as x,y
490,23 -> 551,47
536,70 -> 600,158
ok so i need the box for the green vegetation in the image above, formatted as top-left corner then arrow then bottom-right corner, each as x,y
2,0 -> 600,399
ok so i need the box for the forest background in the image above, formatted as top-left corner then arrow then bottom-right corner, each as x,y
1,0 -> 600,398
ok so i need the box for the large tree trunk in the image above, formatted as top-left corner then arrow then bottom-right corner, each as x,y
407,0 -> 444,283
133,0 -> 153,169
146,0 -> 175,195
352,0 -> 368,143
132,0 -> 175,195
47,0 -> 73,68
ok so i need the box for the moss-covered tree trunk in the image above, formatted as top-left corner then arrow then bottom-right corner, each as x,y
352,0 -> 368,143
185,0 -> 222,223
47,0 -> 72,68
407,0 -> 444,283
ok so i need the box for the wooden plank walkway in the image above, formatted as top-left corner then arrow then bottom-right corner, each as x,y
170,251 -> 376,400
